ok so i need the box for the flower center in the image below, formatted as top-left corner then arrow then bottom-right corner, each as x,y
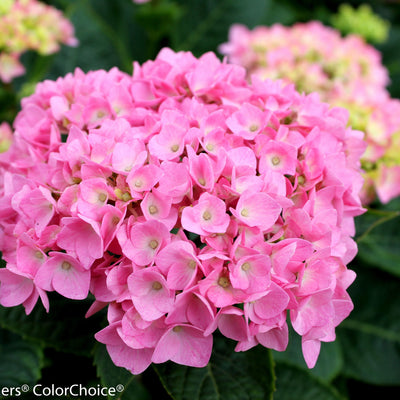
241,262 -> 251,271
152,281 -> 162,290
271,156 -> 281,166
149,239 -> 159,249
188,260 -> 197,269
149,205 -> 158,215
218,276 -> 230,288
297,175 -> 305,185
61,261 -> 72,270
121,192 -> 131,202
249,124 -> 259,132
96,110 -> 106,119
240,208 -> 249,217
173,326 -> 182,332
206,143 -> 214,151
198,178 -> 206,186
171,144 -> 179,152
98,192 -> 107,202
134,179 -> 143,188
202,210 -> 212,221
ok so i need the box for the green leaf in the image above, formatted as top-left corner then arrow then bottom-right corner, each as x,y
0,295 -> 105,356
43,0 -> 146,80
0,329 -> 44,387
154,335 -> 275,400
273,363 -> 345,400
355,200 -> 400,277
171,0 -> 273,56
272,326 -> 343,382
337,267 -> 400,385
93,343 -> 151,400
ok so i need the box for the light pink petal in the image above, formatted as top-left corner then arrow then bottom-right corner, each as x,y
128,269 -> 174,321
302,338 -> 321,368
152,325 -> 213,367
256,324 -> 289,352
231,192 -> 281,231
0,269 -> 35,307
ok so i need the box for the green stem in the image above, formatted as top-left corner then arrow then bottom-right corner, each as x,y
356,210 -> 400,243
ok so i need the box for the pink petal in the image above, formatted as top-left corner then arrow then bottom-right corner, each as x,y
152,325 -> 213,367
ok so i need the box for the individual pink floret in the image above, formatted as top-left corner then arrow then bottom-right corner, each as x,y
231,192 -> 281,231
181,192 -> 230,236
127,268 -> 175,321
34,252 -> 90,300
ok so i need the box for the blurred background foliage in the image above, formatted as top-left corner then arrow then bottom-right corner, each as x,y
1,0 -> 400,399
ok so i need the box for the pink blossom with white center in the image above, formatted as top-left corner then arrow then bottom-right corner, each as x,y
118,306 -> 166,349
258,140 -> 298,175
148,124 -> 186,161
181,192 -> 230,236
155,241 -> 201,290
165,289 -> 215,330
34,252 -> 90,300
77,178 -> 114,218
126,164 -> 163,194
111,140 -> 147,173
118,220 -> 170,266
16,234 -> 47,277
57,216 -> 104,269
245,282 -> 290,323
0,267 -> 42,313
226,102 -> 269,140
156,161 -> 191,202
12,185 -> 56,236
229,254 -> 271,292
198,267 -> 242,308
188,147 -> 215,191
231,192 -> 281,231
140,189 -> 177,230
152,324 -> 213,368
127,268 -> 174,321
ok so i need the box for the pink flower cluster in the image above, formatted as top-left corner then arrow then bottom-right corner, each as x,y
0,0 -> 77,83
220,22 -> 400,204
0,48 -> 365,373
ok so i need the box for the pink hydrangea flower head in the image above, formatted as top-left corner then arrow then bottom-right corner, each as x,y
0,0 -> 77,83
0,48 -> 365,373
220,22 -> 400,204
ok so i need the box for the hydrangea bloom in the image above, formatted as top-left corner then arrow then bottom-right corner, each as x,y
220,22 -> 400,204
0,0 -> 77,83
0,48 -> 365,373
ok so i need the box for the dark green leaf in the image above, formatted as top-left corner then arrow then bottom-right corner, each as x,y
0,295 -> 105,356
355,201 -> 400,277
155,335 -> 275,400
337,267 -> 400,385
0,329 -> 44,388
93,343 -> 151,400
172,0 -> 274,56
274,362 -> 345,400
272,326 -> 343,382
